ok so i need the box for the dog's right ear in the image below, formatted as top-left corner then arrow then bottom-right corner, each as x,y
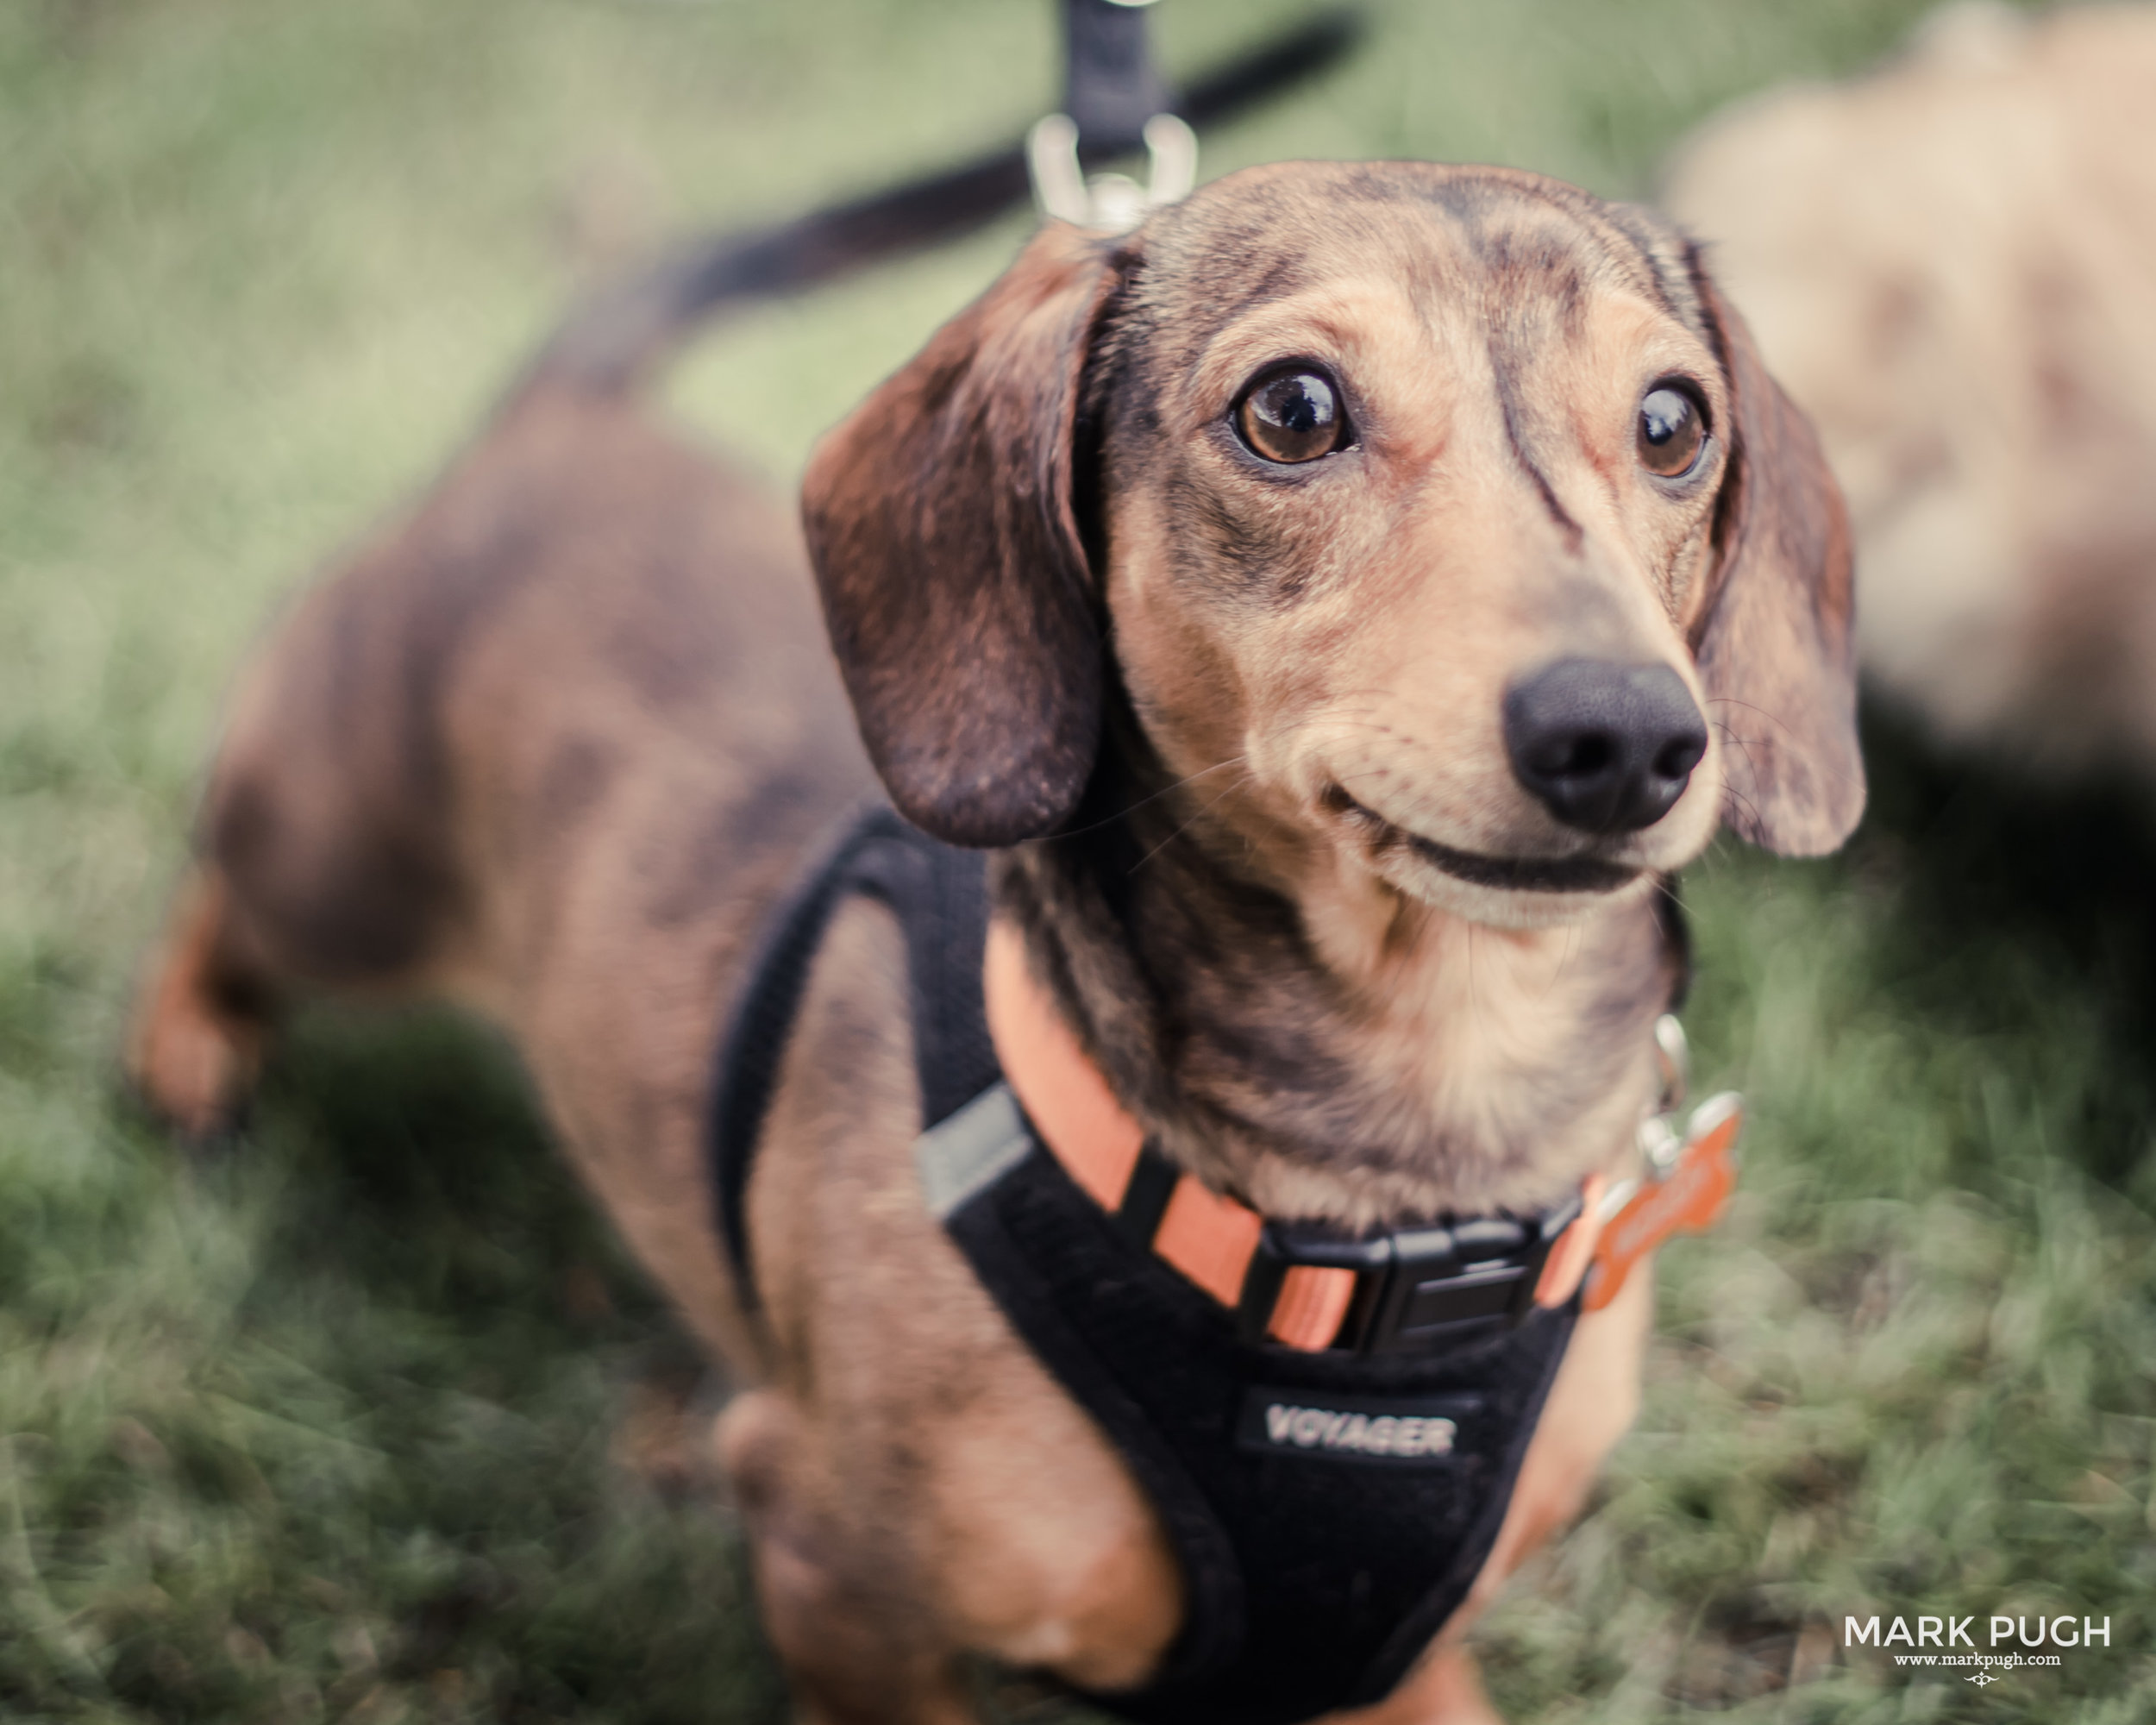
1684,259 -> 1865,857
801,223 -> 1124,849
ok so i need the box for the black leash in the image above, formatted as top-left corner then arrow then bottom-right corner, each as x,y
708,806 -> 998,1310
1062,0 -> 1176,152
534,4 -> 1362,392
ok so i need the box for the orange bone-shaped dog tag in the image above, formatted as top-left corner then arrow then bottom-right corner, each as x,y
1581,1093 -> 1741,1313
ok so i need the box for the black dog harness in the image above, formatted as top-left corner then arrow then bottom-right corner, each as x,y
709,807 -> 1602,1723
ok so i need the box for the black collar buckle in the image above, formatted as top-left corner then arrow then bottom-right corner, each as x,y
1237,1193 -> 1584,1355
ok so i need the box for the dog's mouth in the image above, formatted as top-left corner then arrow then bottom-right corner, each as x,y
1323,787 -> 1642,895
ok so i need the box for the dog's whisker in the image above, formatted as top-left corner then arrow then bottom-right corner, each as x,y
1545,917 -> 1583,1003
1718,781 -> 1767,833
1126,768 -> 1256,875
1060,755 -> 1253,837
1710,715 -> 1763,778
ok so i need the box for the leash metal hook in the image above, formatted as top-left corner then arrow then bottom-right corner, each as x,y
1032,0 -> 1198,233
1029,111 -> 1196,231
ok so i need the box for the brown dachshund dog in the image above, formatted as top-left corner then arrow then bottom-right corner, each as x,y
131,161 -> 1862,1722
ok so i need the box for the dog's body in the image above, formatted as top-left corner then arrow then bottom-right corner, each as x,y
135,161 -> 1860,1722
1665,1 -> 2156,765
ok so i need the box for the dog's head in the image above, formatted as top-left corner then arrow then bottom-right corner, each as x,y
804,162 -> 1861,929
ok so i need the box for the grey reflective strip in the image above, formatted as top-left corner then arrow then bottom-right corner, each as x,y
914,1082 -> 1031,1220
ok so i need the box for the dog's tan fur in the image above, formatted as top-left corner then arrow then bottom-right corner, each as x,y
132,162 -> 1859,1722
1666,0 -> 2156,765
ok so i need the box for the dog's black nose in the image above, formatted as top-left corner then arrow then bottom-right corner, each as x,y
1502,659 -> 1708,834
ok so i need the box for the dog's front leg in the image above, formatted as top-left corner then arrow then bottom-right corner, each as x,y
718,1389 -> 980,1725
129,867 -> 279,1138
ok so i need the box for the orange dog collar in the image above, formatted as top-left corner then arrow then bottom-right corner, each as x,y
986,921 -> 1734,1352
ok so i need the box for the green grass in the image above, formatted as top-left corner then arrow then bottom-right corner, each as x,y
3,0 -> 2152,1719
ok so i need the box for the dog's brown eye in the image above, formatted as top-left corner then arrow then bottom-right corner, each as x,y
1236,367 -> 1345,464
1637,385 -> 1706,478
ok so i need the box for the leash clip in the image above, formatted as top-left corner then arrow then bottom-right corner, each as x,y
1034,0 -> 1194,232
1029,111 -> 1197,233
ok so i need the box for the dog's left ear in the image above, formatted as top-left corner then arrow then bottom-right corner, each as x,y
1686,257 -> 1865,856
800,223 -> 1123,848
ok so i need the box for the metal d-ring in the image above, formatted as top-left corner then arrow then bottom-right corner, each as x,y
1028,110 -> 1198,233
1652,1013 -> 1690,1117
1620,1013 -> 1693,1192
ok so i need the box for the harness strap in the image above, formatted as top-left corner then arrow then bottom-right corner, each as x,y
709,806 -> 997,1309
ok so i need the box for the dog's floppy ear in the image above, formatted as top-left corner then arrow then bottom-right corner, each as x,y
1686,257 -> 1865,856
801,223 -> 1121,848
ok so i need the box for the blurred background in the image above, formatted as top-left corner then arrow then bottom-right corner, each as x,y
3,0 -> 2153,1720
